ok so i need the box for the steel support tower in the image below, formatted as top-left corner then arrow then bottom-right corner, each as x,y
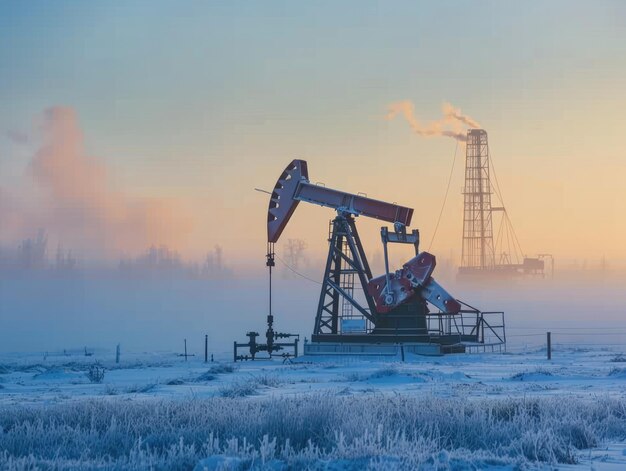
460,129 -> 495,273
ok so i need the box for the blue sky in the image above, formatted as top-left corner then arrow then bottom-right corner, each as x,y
1,1 -> 625,261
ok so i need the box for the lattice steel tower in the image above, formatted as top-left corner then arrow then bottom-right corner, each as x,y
461,129 -> 495,272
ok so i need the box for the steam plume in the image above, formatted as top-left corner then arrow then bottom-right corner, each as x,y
0,107 -> 193,259
385,101 -> 480,142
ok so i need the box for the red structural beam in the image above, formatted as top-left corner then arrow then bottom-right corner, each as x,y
267,160 -> 414,243
295,183 -> 413,227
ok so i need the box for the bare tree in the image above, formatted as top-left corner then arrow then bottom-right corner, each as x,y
16,229 -> 48,270
282,239 -> 307,278
202,245 -> 232,278
214,245 -> 223,272
55,244 -> 77,273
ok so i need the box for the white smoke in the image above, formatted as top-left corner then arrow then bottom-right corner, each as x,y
385,101 -> 480,142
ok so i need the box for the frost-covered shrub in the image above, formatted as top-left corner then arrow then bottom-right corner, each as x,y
518,429 -> 575,464
193,364 -> 237,384
125,383 -> 157,394
344,366 -> 399,382
343,372 -> 362,382
509,369 -> 554,381
209,364 -> 237,374
167,378 -> 185,385
608,367 -> 626,377
85,364 -> 105,383
194,372 -> 217,382
368,366 -> 399,379
253,374 -> 282,387
559,421 -> 598,450
218,380 -> 257,398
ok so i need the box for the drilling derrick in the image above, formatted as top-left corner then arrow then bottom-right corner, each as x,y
458,129 -> 546,279
461,129 -> 495,272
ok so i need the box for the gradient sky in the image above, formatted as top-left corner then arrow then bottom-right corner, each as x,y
1,1 -> 625,266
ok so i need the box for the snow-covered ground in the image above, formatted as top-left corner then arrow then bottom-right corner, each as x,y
1,347 -> 626,469
2,347 -> 626,404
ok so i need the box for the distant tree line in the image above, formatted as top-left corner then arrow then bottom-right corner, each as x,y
0,230 -> 233,279
118,244 -> 233,279
0,230 -> 77,274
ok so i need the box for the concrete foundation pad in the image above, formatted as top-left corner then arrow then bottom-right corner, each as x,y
303,342 -> 445,357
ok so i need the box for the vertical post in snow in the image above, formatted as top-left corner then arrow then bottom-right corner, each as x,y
547,332 -> 552,360
204,335 -> 208,363
184,339 -> 188,361
115,344 -> 120,364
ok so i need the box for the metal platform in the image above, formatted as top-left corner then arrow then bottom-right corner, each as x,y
304,309 -> 506,358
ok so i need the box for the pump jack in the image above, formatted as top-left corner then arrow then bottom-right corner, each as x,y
235,160 -> 505,358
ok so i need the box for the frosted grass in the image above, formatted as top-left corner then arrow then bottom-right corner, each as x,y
1,394 -> 625,469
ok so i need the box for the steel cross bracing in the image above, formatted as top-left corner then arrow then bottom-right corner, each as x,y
313,215 -> 376,336
340,239 -> 356,319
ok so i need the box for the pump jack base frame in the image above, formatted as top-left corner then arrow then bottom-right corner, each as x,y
305,309 -> 507,357
304,342 -> 462,357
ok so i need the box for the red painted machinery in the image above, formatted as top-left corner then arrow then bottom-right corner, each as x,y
269,159 -> 501,349
236,159 -> 505,358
